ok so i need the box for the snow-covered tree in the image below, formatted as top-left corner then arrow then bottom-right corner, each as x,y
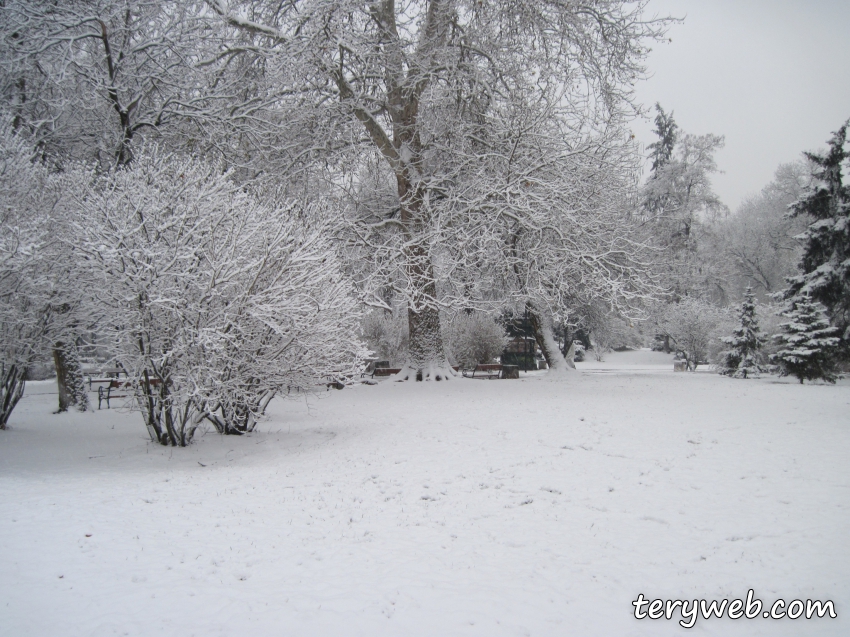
439,95 -> 657,374
0,0 -> 212,168
208,0 -> 668,380
640,124 -> 729,301
68,148 -> 367,445
646,103 -> 678,178
718,287 -> 765,378
0,125 -> 60,428
718,162 -> 810,299
773,296 -> 840,384
0,1 -> 225,409
587,312 -> 644,360
657,297 -> 726,371
781,121 -> 850,343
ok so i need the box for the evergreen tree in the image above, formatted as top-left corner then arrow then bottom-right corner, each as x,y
647,103 -> 678,177
782,121 -> 850,343
719,287 -> 765,378
773,297 -> 840,384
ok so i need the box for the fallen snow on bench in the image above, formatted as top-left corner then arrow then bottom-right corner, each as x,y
1,351 -> 848,636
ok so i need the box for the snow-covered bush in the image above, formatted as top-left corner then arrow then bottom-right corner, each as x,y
443,313 -> 508,368
657,298 -> 728,371
359,310 -> 409,367
69,149 -> 367,445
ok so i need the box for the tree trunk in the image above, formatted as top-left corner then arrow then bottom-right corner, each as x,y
53,341 -> 89,412
527,304 -> 575,374
399,259 -> 451,380
0,363 -> 27,429
395,170 -> 452,380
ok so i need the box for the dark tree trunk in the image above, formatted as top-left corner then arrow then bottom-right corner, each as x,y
53,345 -> 71,412
0,363 -> 27,429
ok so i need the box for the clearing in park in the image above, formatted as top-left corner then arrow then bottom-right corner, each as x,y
1,350 -> 847,636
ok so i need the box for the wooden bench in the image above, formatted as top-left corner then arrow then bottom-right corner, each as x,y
98,378 -> 160,409
372,367 -> 402,377
462,363 -> 502,379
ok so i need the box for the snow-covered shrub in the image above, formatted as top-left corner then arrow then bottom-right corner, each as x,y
443,313 -> 508,368
69,149 -> 367,445
658,298 -> 728,371
359,310 -> 409,367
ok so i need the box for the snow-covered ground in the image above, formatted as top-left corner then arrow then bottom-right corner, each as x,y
1,350 -> 848,636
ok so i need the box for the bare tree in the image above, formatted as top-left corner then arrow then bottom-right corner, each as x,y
719,162 -> 810,299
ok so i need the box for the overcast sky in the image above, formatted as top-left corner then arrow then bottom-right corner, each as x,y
631,0 -> 850,212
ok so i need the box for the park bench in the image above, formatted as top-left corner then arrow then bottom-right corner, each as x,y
462,363 -> 501,379
372,367 -> 402,377
461,363 -> 518,379
87,367 -> 127,390
361,360 -> 397,379
98,378 -> 160,409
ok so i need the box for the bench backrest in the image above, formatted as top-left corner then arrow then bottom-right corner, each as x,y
109,378 -> 162,388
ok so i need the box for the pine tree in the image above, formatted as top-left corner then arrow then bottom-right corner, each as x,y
782,121 -> 850,343
719,287 -> 765,378
647,103 -> 678,177
773,297 -> 840,383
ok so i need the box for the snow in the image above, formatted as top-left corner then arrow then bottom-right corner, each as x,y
2,351 -> 848,636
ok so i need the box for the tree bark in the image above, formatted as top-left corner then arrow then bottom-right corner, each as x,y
53,341 -> 89,412
0,363 -> 27,429
53,345 -> 71,412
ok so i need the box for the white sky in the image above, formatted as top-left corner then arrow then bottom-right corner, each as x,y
632,0 -> 850,211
